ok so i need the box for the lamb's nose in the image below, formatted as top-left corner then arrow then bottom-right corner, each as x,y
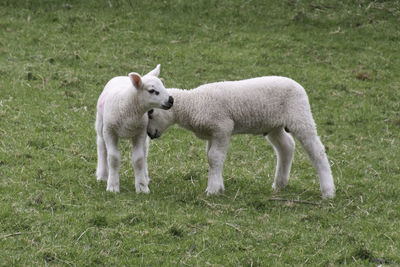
168,96 -> 174,105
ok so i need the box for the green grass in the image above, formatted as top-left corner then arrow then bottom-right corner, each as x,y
1,0 -> 400,265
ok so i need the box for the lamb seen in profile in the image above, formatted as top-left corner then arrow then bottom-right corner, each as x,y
147,76 -> 335,198
95,65 -> 174,193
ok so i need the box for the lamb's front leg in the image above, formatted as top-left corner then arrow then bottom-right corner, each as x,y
206,136 -> 230,195
131,135 -> 150,194
103,132 -> 121,192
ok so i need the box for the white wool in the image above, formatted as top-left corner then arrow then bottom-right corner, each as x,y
95,65 -> 173,193
147,76 -> 335,198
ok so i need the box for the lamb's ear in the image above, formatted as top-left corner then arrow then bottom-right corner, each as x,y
160,78 -> 165,86
144,64 -> 160,77
129,72 -> 143,89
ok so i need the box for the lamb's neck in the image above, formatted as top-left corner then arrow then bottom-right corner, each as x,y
123,91 -> 147,117
168,88 -> 191,123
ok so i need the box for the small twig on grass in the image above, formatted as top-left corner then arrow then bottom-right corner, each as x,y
3,232 -> 22,239
268,198 -> 319,205
233,188 -> 240,201
225,223 -> 242,233
201,199 -> 215,208
75,227 -> 94,243
190,176 -> 195,186
3,231 -> 41,239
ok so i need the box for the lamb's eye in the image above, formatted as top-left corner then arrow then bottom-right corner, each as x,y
148,89 -> 160,95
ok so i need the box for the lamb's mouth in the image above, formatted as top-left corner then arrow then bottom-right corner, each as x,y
161,104 -> 173,110
147,130 -> 160,139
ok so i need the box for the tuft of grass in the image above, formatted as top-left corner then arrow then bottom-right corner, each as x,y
1,0 -> 400,265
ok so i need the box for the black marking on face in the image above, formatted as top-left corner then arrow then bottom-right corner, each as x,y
148,89 -> 160,95
148,109 -> 154,119
147,129 -> 159,139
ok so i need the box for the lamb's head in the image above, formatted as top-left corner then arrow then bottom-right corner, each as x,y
147,108 -> 173,139
128,64 -> 174,111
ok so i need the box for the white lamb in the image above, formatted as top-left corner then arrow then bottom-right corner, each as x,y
95,65 -> 174,193
147,76 -> 335,198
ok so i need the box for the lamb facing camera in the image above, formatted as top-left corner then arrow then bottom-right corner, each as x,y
95,64 -> 174,193
147,76 -> 335,198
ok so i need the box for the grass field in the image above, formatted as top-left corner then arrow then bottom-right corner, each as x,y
1,0 -> 400,265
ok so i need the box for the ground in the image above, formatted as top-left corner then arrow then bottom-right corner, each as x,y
0,0 -> 399,265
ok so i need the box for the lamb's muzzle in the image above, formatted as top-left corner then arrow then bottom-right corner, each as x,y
147,129 -> 160,139
161,96 -> 174,110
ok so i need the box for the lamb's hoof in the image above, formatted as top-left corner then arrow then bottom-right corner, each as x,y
272,181 -> 287,191
96,169 -> 108,182
136,183 -> 150,194
206,184 -> 225,196
106,183 -> 120,193
322,187 -> 335,199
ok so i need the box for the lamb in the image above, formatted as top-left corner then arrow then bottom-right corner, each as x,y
95,65 -> 174,193
147,76 -> 335,198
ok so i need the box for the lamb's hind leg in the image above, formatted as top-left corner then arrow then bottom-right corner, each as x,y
266,127 -> 295,190
96,135 -> 108,181
95,113 -> 108,181
103,131 -> 121,192
292,127 -> 335,198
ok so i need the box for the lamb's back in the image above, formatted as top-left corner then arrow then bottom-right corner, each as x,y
190,76 -> 309,134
